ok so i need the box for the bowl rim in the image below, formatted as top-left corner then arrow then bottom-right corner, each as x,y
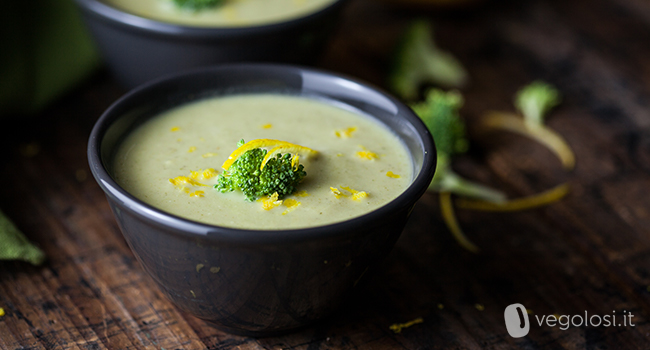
88,63 -> 437,245
73,0 -> 348,38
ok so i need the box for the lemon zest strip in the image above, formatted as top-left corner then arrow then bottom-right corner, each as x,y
330,187 -> 346,199
260,192 -> 283,210
440,192 -> 479,253
356,145 -> 379,160
221,139 -> 317,170
335,126 -> 357,138
282,199 -> 301,215
456,183 -> 569,212
389,318 -> 424,334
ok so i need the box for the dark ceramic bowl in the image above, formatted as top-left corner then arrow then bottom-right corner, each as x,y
74,0 -> 348,87
87,64 -> 436,336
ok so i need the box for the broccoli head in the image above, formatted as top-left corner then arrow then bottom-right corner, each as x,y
389,20 -> 468,101
411,89 -> 468,160
514,80 -> 561,128
215,142 -> 306,201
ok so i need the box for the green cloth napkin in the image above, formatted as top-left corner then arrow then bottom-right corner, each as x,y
0,0 -> 100,116
0,210 -> 45,265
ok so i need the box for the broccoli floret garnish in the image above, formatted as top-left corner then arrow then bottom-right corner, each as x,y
214,141 -> 306,201
412,89 -> 506,202
515,80 -> 561,128
389,20 -> 468,101
173,0 -> 224,10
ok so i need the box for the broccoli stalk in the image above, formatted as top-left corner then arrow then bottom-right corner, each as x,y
413,89 -> 570,252
412,89 -> 506,202
173,0 -> 224,10
412,90 -> 505,253
483,81 -> 575,169
215,140 -> 306,201
389,20 -> 468,101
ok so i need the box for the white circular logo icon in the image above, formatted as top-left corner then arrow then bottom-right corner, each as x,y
504,303 -> 530,338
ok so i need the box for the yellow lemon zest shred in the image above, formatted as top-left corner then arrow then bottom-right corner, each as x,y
188,146 -> 197,153
282,199 -> 301,215
386,171 -> 401,178
335,126 -> 357,138
190,170 -> 200,180
260,145 -> 314,170
352,191 -> 368,201
170,126 -> 180,132
260,192 -> 283,210
294,191 -> 309,197
261,124 -> 273,129
202,168 -> 217,180
190,191 -> 205,198
356,145 -> 378,160
340,186 -> 369,201
340,186 -> 358,194
389,317 -> 424,334
291,154 -> 300,168
330,187 -> 346,199
202,152 -> 217,158
169,175 -> 208,196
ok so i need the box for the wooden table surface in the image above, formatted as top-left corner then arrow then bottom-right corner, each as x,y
2,0 -> 650,348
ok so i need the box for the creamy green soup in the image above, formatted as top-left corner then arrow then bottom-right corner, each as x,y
113,94 -> 412,230
103,0 -> 336,27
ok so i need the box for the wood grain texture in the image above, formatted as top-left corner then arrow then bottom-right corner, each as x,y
2,0 -> 650,348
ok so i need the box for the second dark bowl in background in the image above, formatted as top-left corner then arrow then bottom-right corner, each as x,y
74,0 -> 348,87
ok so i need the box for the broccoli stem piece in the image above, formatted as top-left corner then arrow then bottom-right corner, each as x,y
389,20 -> 468,101
483,81 -> 575,169
432,166 -> 506,203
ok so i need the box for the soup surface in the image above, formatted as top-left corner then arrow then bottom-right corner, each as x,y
113,94 -> 412,229
103,0 -> 337,27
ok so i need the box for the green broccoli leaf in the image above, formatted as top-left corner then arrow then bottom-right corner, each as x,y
0,210 -> 45,265
389,20 -> 468,101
